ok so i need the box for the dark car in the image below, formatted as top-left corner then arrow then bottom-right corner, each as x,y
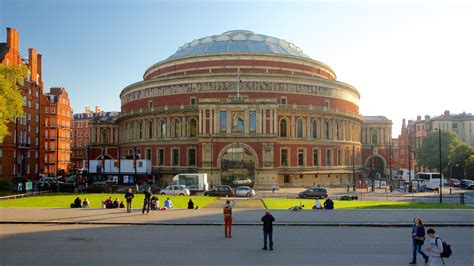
298,187 -> 328,199
466,180 -> 474,190
204,185 -> 234,197
460,179 -> 471,189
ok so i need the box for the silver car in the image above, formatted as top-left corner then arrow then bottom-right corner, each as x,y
160,185 -> 190,196
235,186 -> 256,197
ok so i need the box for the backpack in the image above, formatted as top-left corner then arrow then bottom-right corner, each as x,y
435,237 -> 452,258
223,206 -> 232,218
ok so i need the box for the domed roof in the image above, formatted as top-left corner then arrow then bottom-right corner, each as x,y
167,30 -> 310,60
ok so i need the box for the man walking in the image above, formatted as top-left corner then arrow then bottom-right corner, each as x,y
261,211 -> 275,250
426,228 -> 444,266
142,188 -> 151,215
223,199 -> 235,238
125,188 -> 134,213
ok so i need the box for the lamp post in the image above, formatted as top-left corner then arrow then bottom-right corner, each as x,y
389,144 -> 393,192
408,144 -> 412,193
210,134 -> 213,188
438,129 -> 443,204
352,144 -> 356,192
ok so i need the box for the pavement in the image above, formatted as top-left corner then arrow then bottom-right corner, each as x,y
1,224 -> 473,265
1,208 -> 473,226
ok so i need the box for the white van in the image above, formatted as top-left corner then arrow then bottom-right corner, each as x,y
414,172 -> 448,190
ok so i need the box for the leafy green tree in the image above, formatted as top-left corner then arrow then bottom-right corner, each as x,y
416,130 -> 458,171
449,140 -> 474,168
0,64 -> 27,143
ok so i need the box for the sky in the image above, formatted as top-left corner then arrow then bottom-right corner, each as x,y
1,0 -> 473,136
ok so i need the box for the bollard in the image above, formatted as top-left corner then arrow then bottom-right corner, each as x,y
450,188 -> 452,195
460,193 -> 465,205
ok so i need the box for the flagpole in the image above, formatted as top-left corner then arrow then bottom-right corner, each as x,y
237,68 -> 240,98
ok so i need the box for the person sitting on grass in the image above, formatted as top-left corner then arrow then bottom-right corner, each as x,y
312,199 -> 322,210
164,198 -> 173,209
150,196 -> 159,210
105,197 -> 114,209
70,197 -> 82,208
82,198 -> 90,208
119,201 -> 125,208
113,198 -> 120,208
289,203 -> 304,211
324,198 -> 334,210
188,198 -> 194,209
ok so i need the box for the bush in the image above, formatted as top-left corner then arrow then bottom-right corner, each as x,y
84,185 -> 109,193
0,179 -> 13,191
339,194 -> 353,201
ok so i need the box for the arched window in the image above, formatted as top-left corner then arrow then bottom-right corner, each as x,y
280,119 -> 287,137
325,121 -> 331,139
131,123 -> 135,139
296,119 -> 304,138
147,121 -> 153,139
189,118 -> 197,137
336,122 -> 340,139
138,122 -> 143,139
101,129 -> 109,144
160,120 -> 166,138
312,120 -> 318,139
371,130 -> 378,144
173,119 -> 182,138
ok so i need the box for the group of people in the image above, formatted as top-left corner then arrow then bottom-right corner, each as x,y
124,187 -> 175,214
70,197 -> 90,208
410,217 -> 448,266
102,197 -> 125,209
313,198 -> 334,210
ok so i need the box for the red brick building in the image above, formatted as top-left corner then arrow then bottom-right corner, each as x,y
0,28 -> 44,180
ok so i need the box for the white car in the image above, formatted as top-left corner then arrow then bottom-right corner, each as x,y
235,186 -> 256,197
160,185 -> 190,196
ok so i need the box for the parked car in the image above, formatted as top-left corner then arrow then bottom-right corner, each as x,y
448,178 -> 461,187
160,185 -> 190,196
465,180 -> 474,190
235,186 -> 256,197
204,185 -> 234,197
37,176 -> 57,189
232,179 -> 252,186
460,179 -> 471,189
298,187 -> 328,199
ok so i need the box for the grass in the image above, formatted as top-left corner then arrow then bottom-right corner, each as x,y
0,193 -> 217,209
262,198 -> 474,210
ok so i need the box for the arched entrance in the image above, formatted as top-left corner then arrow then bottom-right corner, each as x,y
218,144 -> 257,187
366,156 -> 385,177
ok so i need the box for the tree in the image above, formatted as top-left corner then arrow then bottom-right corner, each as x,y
449,140 -> 474,168
0,64 -> 27,143
416,130 -> 458,171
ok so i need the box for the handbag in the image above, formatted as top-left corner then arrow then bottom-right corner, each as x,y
415,236 -> 425,245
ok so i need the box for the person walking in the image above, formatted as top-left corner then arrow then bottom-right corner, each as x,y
125,188 -> 134,213
142,188 -> 151,215
409,217 -> 429,264
426,228 -> 444,266
261,211 -> 275,250
272,184 -> 276,194
223,199 -> 235,238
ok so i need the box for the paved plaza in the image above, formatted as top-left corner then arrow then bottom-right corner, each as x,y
1,224 -> 473,266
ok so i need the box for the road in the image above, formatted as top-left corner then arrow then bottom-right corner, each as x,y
1,224 -> 473,265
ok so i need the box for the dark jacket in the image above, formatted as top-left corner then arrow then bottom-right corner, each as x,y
143,190 -> 151,201
74,198 -> 82,208
412,224 -> 425,239
261,214 -> 275,232
324,199 -> 334,209
125,192 -> 134,203
188,200 -> 194,209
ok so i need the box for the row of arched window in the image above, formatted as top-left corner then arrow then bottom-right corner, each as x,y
279,118 -> 358,140
121,118 -> 198,141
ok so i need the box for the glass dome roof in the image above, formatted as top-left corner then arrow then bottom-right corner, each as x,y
167,30 -> 310,60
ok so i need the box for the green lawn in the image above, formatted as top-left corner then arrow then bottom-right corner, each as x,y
262,198 -> 474,210
0,193 -> 217,209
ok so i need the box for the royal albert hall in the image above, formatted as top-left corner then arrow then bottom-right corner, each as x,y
116,30 -> 365,188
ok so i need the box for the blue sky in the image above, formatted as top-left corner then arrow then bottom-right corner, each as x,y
1,0 -> 473,135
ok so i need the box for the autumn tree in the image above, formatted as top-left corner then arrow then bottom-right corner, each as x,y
0,64 -> 27,143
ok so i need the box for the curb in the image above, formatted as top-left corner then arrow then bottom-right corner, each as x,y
1,221 -> 473,227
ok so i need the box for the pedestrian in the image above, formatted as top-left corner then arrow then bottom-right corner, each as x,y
142,188 -> 151,215
409,217 -> 429,265
426,228 -> 444,266
188,198 -> 194,209
125,188 -> 134,213
223,199 -> 236,238
261,211 -> 275,250
272,184 -> 276,194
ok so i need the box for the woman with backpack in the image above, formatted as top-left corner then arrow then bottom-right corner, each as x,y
409,217 -> 429,265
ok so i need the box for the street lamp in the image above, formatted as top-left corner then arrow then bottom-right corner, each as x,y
352,144 -> 356,192
389,144 -> 393,192
408,145 -> 412,193
438,128 -> 443,204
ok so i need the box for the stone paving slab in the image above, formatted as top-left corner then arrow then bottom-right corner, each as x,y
1,208 -> 473,226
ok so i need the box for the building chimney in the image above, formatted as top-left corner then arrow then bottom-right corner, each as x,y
95,106 -> 101,113
6,27 -> 14,49
85,106 -> 91,113
417,115 -> 421,121
37,54 -> 43,86
424,115 -> 430,120
444,110 -> 450,117
402,119 -> 406,128
29,48 -> 38,82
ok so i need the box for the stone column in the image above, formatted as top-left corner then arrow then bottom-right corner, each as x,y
273,109 -> 278,136
199,109 -> 203,135
291,115 -> 295,138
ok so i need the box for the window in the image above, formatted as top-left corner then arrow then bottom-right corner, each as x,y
148,100 -> 153,109
371,130 -> 378,144
173,119 -> 182,138
249,111 -> 256,133
326,149 -> 332,166
280,119 -> 288,137
146,149 -> 152,160
0,148 -> 2,158
189,119 -> 197,137
312,120 -> 318,139
148,121 -> 153,139
336,123 -> 340,139
0,165 -> 2,175
313,149 -> 319,166
172,148 -> 179,166
138,122 -> 143,139
158,149 -> 164,166
281,149 -> 288,166
160,120 -> 166,138
35,164 -> 38,174
220,111 -> 227,133
296,119 -> 304,138
337,149 -> 342,166
188,148 -> 196,166
325,121 -> 331,139
325,100 -> 330,110
298,149 -> 304,166
190,97 -> 196,106
281,97 -> 287,105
